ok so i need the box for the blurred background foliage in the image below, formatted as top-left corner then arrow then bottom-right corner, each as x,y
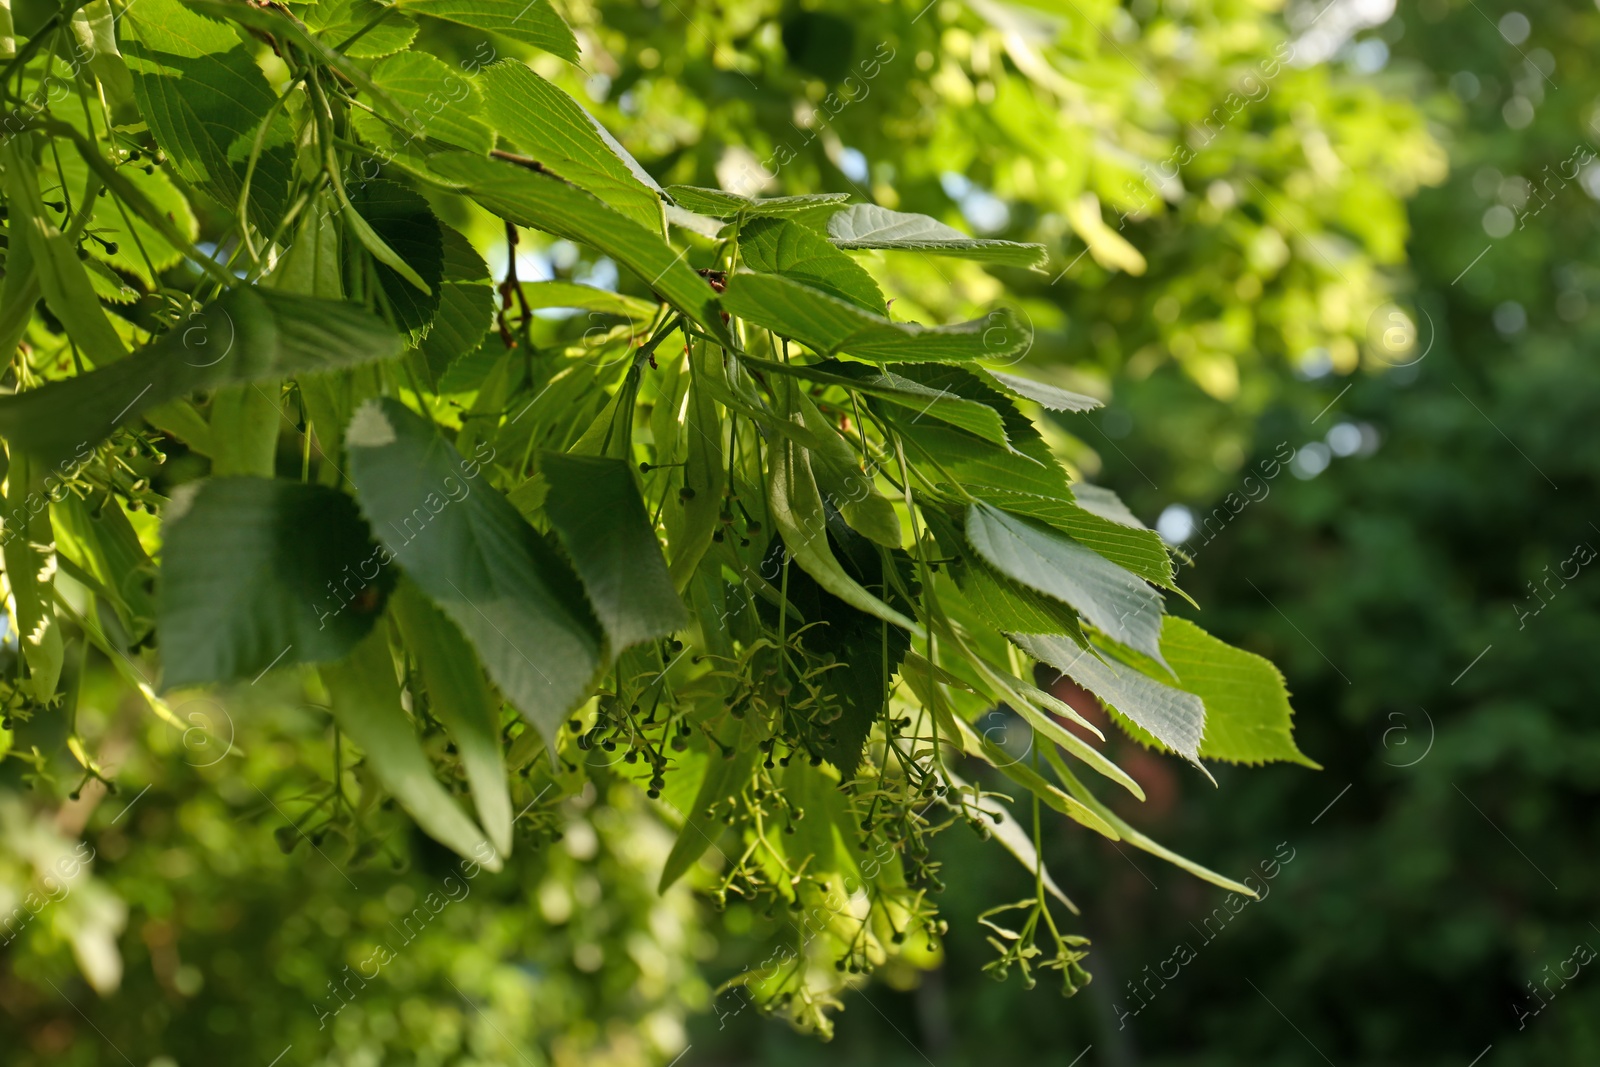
3,0 -> 1597,1063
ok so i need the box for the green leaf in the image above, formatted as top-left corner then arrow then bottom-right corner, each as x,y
894,416 -> 1073,503
344,398 -> 602,745
942,768 -> 1077,910
158,478 -> 393,688
350,178 -> 444,330
788,389 -> 901,548
418,226 -> 495,383
658,714 -> 759,891
207,383 -> 280,477
181,0 -> 408,126
519,281 -> 658,322
1070,483 -> 1145,528
1049,752 -> 1255,896
51,135 -> 200,289
721,272 -> 1030,363
946,554 -> 1085,638
985,369 -> 1103,413
756,522 -> 912,776
666,342 -> 723,589
768,415 -> 919,635
1013,632 -> 1205,769
737,217 -> 886,314
51,493 -> 158,642
3,454 -> 65,702
0,287 -> 404,467
540,452 -> 687,653
393,0 -> 579,62
426,152 -> 730,346
337,190 -> 433,297
959,717 -> 1118,839
1159,618 -> 1317,767
122,0 -> 293,227
359,50 -> 493,154
322,625 -> 502,870
480,61 -> 665,234
0,138 -> 128,367
306,0 -> 419,58
826,204 -> 1047,269
392,581 -> 514,855
748,358 -> 1009,447
665,185 -> 851,218
966,502 -> 1166,664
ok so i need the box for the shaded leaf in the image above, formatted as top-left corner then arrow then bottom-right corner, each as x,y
344,398 -> 602,744
351,179 -> 444,332
541,452 -> 687,653
158,478 -> 392,688
768,413 -> 919,635
0,288 -> 402,467
419,225 -> 495,382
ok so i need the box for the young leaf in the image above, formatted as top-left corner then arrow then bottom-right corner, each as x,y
1013,632 -> 1206,770
737,217 -> 886,314
826,204 -> 1047,269
392,581 -> 514,855
393,0 -> 579,62
540,452 -> 687,653
966,502 -> 1166,664
322,625 -> 502,870
158,478 -> 393,688
0,288 -> 404,467
344,399 -> 603,745
480,61 -> 665,234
